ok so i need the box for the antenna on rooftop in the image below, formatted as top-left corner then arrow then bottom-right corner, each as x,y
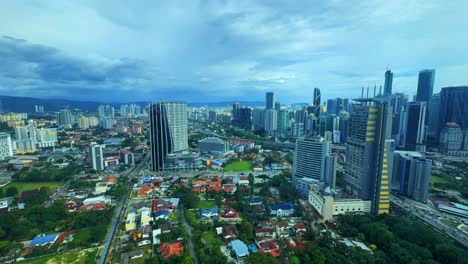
361,87 -> 364,98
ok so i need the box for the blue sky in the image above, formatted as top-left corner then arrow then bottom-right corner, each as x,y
0,0 -> 467,103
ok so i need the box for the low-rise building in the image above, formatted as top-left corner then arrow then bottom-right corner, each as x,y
308,188 -> 371,221
269,202 -> 294,217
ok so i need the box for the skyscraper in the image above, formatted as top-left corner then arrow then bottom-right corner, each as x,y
393,151 -> 431,203
313,88 -> 321,117
384,69 -> 393,96
89,143 -> 104,171
439,86 -> 468,131
416,69 -> 435,103
208,110 -> 217,123
427,93 -> 441,141
264,109 -> 277,133
345,98 -> 394,215
292,137 -> 336,196
58,109 -> 74,128
252,109 -> 265,130
326,99 -> 338,115
403,102 -> 426,151
149,102 -> 188,171
274,101 -> 281,111
276,110 -> 290,135
232,103 -> 240,120
0,133 -> 13,160
266,92 -> 274,110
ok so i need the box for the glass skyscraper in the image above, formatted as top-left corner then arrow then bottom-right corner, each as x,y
265,92 -> 274,110
384,69 -> 393,96
439,86 -> 468,130
149,102 -> 188,171
416,69 -> 435,103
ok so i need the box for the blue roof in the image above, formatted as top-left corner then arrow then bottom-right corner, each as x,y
30,234 -> 59,246
103,137 -> 123,145
454,203 -> 468,211
230,239 -> 249,257
245,197 -> 263,204
270,202 -> 294,211
155,210 -> 169,217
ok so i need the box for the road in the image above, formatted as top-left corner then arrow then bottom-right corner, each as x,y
391,195 -> 468,248
99,154 -> 150,264
180,206 -> 199,264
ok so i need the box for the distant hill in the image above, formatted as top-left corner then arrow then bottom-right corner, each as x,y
0,95 -> 270,113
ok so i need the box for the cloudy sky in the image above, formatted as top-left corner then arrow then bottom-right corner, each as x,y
0,0 -> 467,103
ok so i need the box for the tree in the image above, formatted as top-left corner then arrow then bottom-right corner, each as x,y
5,187 -> 18,197
245,253 -> 280,264
310,248 -> 326,264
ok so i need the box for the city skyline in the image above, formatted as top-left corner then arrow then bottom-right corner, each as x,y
0,1 -> 467,103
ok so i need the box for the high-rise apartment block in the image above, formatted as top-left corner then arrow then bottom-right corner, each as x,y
293,137 -> 336,196
0,133 -> 13,160
89,143 -> 104,171
58,109 -> 74,128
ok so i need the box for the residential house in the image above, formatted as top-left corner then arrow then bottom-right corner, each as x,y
255,228 -> 276,238
256,239 -> 282,258
160,241 -> 184,259
155,210 -> 170,221
139,207 -> 152,226
229,239 -> 249,259
222,225 -> 239,241
125,212 -> 136,231
270,202 -> 294,217
293,222 -> 307,236
250,204 -> 266,217
285,238 -> 307,251
276,221 -> 290,238
200,206 -> 219,220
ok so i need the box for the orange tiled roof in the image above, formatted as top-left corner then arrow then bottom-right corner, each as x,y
160,241 -> 184,259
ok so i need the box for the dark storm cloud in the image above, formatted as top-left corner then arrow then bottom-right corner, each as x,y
0,36 -> 151,86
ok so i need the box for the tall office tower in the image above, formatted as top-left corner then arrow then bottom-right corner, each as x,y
339,111 -> 349,143
427,94 -> 441,141
292,137 -> 336,196
274,101 -> 281,111
312,88 -> 321,117
388,93 -> 409,144
318,113 -> 328,136
327,99 -> 338,115
439,122 -> 468,157
439,86 -> 468,132
294,109 -> 308,126
232,103 -> 240,121
58,109 -> 74,128
402,102 -> 426,151
252,109 -> 265,130
276,110 -> 290,135
238,107 -> 252,129
384,69 -> 393,96
266,92 -> 274,110
393,151 -> 432,203
305,114 -> 318,135
291,122 -> 304,138
345,98 -> 394,215
36,128 -> 58,148
416,69 -> 435,103
89,143 -> 104,171
149,102 -> 188,171
336,98 -> 350,113
208,110 -> 217,123
264,109 -> 277,133
0,133 -> 13,160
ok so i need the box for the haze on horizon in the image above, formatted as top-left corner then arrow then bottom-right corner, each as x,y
0,0 -> 467,103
